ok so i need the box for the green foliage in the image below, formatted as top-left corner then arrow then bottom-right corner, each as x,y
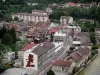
91,45 -> 98,50
89,32 -> 97,45
50,6 -> 100,24
2,33 -> 13,45
47,70 -> 55,75
0,26 -> 17,45
72,67 -> 79,74
14,16 -> 19,21
69,46 -> 75,51
91,49 -> 98,56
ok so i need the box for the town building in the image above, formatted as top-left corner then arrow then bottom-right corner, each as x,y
23,42 -> 55,70
66,47 -> 91,67
46,7 -> 53,14
52,60 -> 75,75
71,32 -> 91,49
12,10 -> 49,23
62,26 -> 81,34
60,16 -> 73,25
18,44 -> 37,58
64,2 -> 76,7
53,30 -> 67,42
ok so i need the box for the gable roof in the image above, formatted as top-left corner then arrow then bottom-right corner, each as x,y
70,52 -> 82,62
73,47 -> 91,56
52,59 -> 73,68
77,32 -> 89,37
32,42 -> 54,55
21,44 -> 37,51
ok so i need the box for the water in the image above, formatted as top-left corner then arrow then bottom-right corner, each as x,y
77,49 -> 100,75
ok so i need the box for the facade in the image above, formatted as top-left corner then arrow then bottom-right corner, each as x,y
52,60 -> 75,75
18,44 -> 37,58
76,32 -> 91,49
60,16 -> 73,25
62,26 -> 81,34
53,30 -> 67,42
23,42 -> 55,70
12,10 -> 49,23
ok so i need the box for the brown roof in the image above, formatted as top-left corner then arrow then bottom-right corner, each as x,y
77,32 -> 89,37
53,60 -> 73,68
81,42 -> 91,46
32,42 -> 54,55
70,52 -> 82,62
32,10 -> 47,13
12,13 -> 48,17
73,47 -> 91,56
73,38 -> 80,41
95,28 -> 100,31
78,47 -> 90,56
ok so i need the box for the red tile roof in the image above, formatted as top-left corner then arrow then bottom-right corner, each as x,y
49,27 -> 58,33
53,59 -> 73,68
66,2 -> 76,6
40,24 -> 48,29
21,44 -> 37,51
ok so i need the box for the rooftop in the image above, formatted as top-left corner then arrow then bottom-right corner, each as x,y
32,42 -> 55,55
21,44 -> 37,51
53,60 -> 72,68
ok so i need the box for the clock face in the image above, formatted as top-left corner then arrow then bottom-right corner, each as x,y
26,54 -> 35,67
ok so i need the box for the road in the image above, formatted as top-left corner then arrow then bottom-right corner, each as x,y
34,36 -> 72,75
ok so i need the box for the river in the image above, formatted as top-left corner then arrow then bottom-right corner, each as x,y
77,49 -> 100,75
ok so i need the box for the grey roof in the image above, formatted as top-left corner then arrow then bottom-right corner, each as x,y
74,47 -> 90,56
61,16 -> 71,19
32,42 -> 55,55
77,32 -> 89,37
95,28 -> 100,31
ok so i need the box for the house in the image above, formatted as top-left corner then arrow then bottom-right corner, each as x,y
48,23 -> 58,29
32,10 -> 48,15
3,52 -> 15,63
62,25 -> 81,34
53,42 -> 64,53
52,59 -> 75,75
23,42 -> 55,70
53,30 -> 67,42
95,28 -> 100,39
60,16 -> 73,25
12,10 -> 49,23
46,7 -> 53,14
66,47 -> 91,67
64,2 -> 76,7
76,32 -> 91,49
18,44 -> 37,58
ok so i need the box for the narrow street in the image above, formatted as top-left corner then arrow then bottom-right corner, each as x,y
77,49 -> 100,75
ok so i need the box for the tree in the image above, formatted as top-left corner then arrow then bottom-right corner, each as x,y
0,26 -> 7,39
14,16 -> 19,21
47,70 -> 55,75
89,32 -> 97,45
0,44 -> 9,64
9,28 -> 17,44
69,46 -> 75,51
2,33 -> 13,45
